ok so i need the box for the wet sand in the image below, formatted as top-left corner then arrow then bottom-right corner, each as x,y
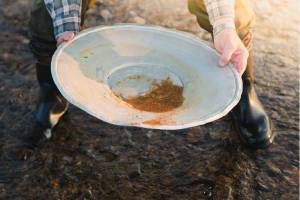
0,0 -> 299,199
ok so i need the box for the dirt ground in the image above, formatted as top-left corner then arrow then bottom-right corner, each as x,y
0,0 -> 299,199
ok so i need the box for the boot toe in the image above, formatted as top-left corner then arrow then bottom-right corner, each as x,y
239,118 -> 274,149
23,123 -> 53,148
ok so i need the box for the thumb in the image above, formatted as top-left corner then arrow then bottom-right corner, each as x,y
219,46 -> 235,66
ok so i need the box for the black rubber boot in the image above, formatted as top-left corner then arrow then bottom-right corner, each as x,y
31,63 -> 69,145
231,51 -> 274,149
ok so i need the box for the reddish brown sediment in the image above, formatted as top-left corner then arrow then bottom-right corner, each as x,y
122,78 -> 184,113
143,119 -> 163,125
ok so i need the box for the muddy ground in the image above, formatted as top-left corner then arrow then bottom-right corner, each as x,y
0,0 -> 299,199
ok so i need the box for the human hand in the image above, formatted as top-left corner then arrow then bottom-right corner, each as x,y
56,31 -> 75,46
214,28 -> 249,74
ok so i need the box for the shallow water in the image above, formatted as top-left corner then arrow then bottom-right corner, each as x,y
0,0 -> 299,199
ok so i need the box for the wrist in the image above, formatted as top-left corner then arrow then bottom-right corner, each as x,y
53,15 -> 81,39
213,18 -> 235,37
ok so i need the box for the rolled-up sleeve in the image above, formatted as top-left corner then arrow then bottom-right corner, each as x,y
204,0 -> 235,36
44,0 -> 82,39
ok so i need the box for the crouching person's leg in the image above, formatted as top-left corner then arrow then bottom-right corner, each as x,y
31,39 -> 69,132
27,1 -> 69,146
188,0 -> 274,148
27,38 -> 69,146
26,0 -> 96,146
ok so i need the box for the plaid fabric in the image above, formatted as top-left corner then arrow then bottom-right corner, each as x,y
44,0 -> 82,39
203,0 -> 235,35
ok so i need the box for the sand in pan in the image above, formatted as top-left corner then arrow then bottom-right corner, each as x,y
121,78 -> 184,113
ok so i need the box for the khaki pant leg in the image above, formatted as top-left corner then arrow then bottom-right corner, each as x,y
188,0 -> 256,42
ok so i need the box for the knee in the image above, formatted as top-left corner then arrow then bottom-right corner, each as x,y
188,0 -> 212,33
88,0 -> 97,8
29,38 -> 56,66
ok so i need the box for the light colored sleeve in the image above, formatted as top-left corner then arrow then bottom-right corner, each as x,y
203,0 -> 235,36
44,0 -> 82,39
